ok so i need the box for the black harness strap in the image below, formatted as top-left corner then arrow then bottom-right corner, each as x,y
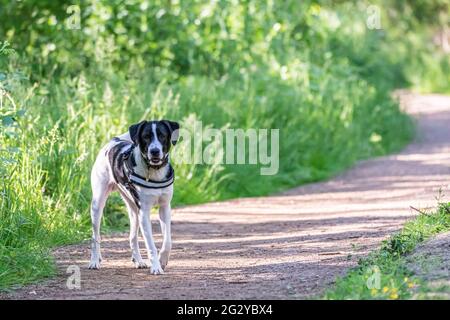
125,153 -> 174,188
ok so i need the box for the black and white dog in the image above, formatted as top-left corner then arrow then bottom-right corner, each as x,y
88,120 -> 179,275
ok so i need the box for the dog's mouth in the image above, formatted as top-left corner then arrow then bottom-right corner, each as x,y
149,157 -> 162,164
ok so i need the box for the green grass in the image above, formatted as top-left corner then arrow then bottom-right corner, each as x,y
0,0 -> 449,289
323,202 -> 450,300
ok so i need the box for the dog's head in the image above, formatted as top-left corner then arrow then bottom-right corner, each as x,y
129,120 -> 180,166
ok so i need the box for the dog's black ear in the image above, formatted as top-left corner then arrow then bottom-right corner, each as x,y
129,120 -> 147,145
161,120 -> 180,145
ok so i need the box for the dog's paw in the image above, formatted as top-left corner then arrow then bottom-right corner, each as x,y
150,263 -> 164,275
132,257 -> 148,269
88,259 -> 101,270
159,251 -> 170,270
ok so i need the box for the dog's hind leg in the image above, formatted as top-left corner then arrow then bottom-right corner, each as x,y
88,182 -> 111,270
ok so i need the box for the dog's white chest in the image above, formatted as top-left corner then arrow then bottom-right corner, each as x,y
137,185 -> 174,206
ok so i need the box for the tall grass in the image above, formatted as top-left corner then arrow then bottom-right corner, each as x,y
0,0 -> 448,288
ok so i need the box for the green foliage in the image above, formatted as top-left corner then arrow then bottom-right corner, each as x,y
324,203 -> 450,300
0,0 -> 447,289
390,0 -> 449,27
1,0 -> 448,88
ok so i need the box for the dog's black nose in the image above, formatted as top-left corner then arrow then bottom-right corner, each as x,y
150,148 -> 160,157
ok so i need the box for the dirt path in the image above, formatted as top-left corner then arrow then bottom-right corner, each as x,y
3,93 -> 450,300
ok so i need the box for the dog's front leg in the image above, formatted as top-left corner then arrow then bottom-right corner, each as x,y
138,203 -> 164,275
158,204 -> 172,270
126,203 -> 147,269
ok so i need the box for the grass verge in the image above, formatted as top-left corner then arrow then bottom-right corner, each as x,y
323,202 -> 450,300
